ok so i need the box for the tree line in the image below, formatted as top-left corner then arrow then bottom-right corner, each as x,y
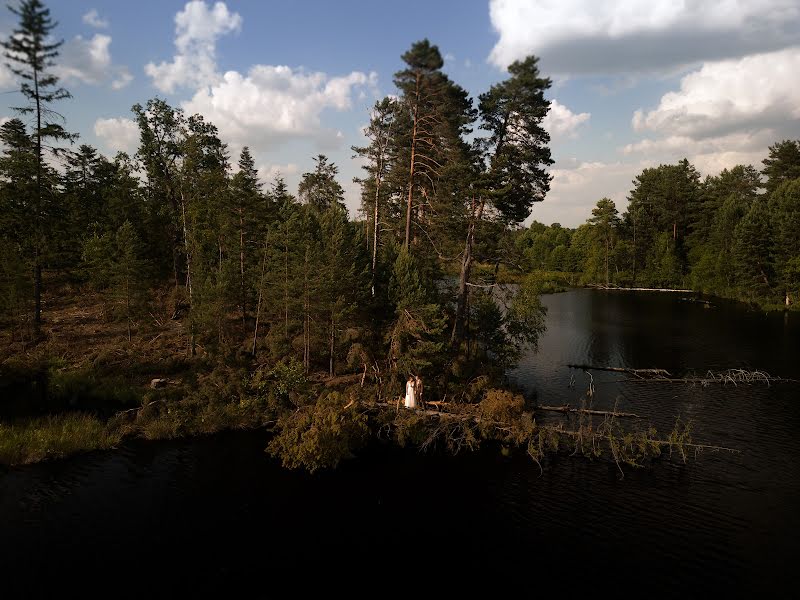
0,1 -> 553,398
514,147 -> 800,307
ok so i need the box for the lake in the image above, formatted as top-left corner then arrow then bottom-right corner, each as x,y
1,289 -> 799,594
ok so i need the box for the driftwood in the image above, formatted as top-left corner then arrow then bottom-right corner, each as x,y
621,369 -> 799,386
408,399 -> 640,419
679,297 -> 715,307
569,365 -> 798,385
567,364 -> 671,378
587,284 -> 694,292
537,405 -> 642,418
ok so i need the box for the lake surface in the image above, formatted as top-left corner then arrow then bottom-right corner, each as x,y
2,289 -> 799,594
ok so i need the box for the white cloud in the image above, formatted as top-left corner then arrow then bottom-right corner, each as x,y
82,9 -> 108,29
0,63 -> 14,89
257,163 -> 299,183
94,117 -> 139,155
145,0 -> 242,93
55,34 -> 132,89
182,66 -> 378,153
532,159 -> 652,226
633,47 -> 800,139
543,99 -> 590,140
111,69 -> 134,90
625,47 -> 800,175
488,0 -> 800,73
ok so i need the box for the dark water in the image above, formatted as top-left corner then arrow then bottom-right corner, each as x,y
2,290 -> 799,595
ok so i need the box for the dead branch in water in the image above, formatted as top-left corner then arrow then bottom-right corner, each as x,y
537,405 -> 642,418
620,369 -> 799,386
568,364 -> 672,378
587,284 -> 694,293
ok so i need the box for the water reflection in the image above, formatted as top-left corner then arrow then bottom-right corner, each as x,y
1,289 -> 799,593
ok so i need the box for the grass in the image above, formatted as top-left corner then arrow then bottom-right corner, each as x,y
0,413 -> 122,466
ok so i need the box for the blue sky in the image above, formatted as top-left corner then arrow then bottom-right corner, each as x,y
2,0 -> 799,226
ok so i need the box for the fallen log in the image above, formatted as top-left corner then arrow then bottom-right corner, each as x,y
587,284 -> 694,292
537,405 -> 642,418
567,364 -> 671,378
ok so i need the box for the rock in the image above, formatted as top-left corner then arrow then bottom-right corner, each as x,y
150,378 -> 169,389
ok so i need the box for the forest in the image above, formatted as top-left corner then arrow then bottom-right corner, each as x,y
514,149 -> 800,307
0,0 -> 792,470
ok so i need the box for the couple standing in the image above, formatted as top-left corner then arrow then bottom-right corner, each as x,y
404,374 -> 423,409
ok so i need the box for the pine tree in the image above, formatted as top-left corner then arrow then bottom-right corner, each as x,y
2,0 -> 75,333
393,40 -> 467,250
588,198 -> 620,286
298,155 -> 345,212
230,146 -> 262,323
352,97 -> 396,290
111,221 -> 149,341
318,206 -> 370,376
762,140 -> 800,195
387,248 -> 446,384
132,99 -> 186,286
452,55 -> 552,345
733,200 -> 774,301
768,179 -> 800,304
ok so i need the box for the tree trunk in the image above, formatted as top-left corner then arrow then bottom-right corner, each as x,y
180,191 -> 195,355
371,163 -> 382,295
403,74 -> 421,251
451,197 -> 484,346
284,237 -> 289,339
329,318 -> 335,377
251,239 -> 268,356
303,249 -> 310,372
239,208 -> 246,324
33,63 -> 42,336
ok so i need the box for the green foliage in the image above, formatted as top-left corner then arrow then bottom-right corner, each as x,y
267,391 -> 369,473
762,140 -> 800,195
387,249 -> 446,381
733,200 -> 774,301
250,357 -> 309,411
298,155 -> 346,212
0,413 -> 121,466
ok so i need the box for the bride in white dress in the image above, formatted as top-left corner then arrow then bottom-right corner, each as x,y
404,376 -> 417,409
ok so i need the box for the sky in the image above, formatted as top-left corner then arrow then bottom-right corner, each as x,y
1,0 -> 799,227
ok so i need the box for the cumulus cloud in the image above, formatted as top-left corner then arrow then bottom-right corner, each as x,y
257,163 -> 299,183
532,159 -> 651,226
145,0 -> 242,93
625,47 -> 800,174
94,117 -> 139,154
55,34 -> 132,89
632,47 -> 800,139
543,99 -> 590,140
82,9 -> 108,28
182,66 -> 378,152
0,63 -> 14,89
488,0 -> 800,73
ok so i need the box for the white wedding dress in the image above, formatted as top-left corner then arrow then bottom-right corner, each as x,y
404,379 -> 417,409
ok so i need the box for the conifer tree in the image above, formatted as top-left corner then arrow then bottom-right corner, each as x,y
2,0 -> 75,332
733,200 -> 774,301
353,97 -> 396,289
762,140 -> 800,195
452,55 -> 552,345
393,40 -> 470,250
230,146 -> 262,323
298,155 -> 345,212
768,179 -> 800,305
588,198 -> 620,286
388,248 -> 446,384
